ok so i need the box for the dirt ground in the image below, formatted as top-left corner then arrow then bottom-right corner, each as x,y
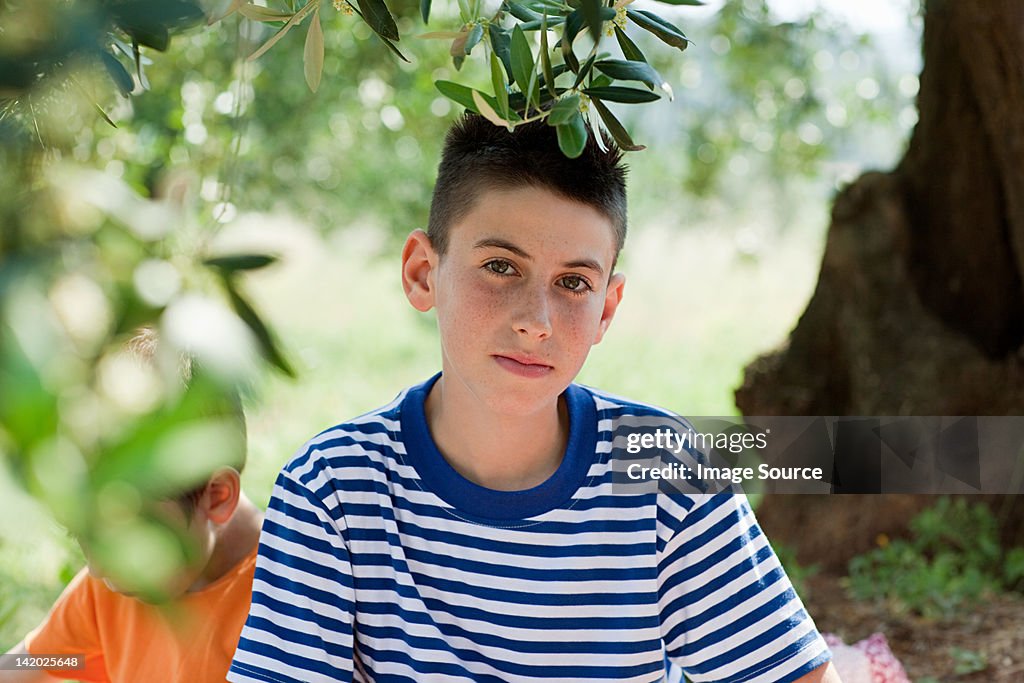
803,573 -> 1024,682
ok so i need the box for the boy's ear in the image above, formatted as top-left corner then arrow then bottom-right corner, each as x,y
402,229 -> 438,312
199,468 -> 241,525
593,272 -> 625,345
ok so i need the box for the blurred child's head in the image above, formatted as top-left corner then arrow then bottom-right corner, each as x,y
123,329 -> 247,512
83,327 -> 248,600
427,113 -> 629,267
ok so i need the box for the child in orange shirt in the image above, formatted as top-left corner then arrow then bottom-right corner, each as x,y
0,330 -> 263,683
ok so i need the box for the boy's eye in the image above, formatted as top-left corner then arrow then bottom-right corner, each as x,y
558,275 -> 592,293
485,259 -> 515,275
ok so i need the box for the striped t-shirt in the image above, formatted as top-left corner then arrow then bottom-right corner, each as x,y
229,375 -> 831,682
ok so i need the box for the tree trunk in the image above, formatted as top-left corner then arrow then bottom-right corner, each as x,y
735,0 -> 1024,570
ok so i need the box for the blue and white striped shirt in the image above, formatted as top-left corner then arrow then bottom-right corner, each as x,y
229,375 -> 830,682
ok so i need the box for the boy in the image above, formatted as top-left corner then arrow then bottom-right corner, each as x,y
0,329 -> 263,683
228,115 -> 840,682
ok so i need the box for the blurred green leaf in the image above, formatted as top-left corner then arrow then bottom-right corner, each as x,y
376,34 -> 410,62
464,23 -> 484,55
510,25 -> 536,102
222,279 -> 295,378
518,16 -> 565,31
472,89 -> 509,127
614,27 -> 646,63
507,2 -> 542,22
555,110 -> 587,158
579,0 -> 605,45
0,326 -> 59,454
626,9 -> 690,51
652,0 -> 703,5
488,24 -> 513,81
355,0 -> 400,41
420,0 -> 432,23
100,52 -> 134,96
248,2 -> 317,61
203,254 -> 279,272
591,97 -> 644,151
303,8 -> 324,93
108,0 -> 206,51
435,80 -> 481,113
582,85 -> 661,103
490,51 -> 510,119
547,95 -> 580,125
540,14 -> 556,98
237,4 -> 294,21
595,59 -> 667,93
572,53 -> 596,89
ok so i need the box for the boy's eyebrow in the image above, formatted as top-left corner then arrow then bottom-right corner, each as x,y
473,238 -> 605,276
474,238 -> 531,260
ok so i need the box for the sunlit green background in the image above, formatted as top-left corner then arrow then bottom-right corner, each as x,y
0,0 -> 922,651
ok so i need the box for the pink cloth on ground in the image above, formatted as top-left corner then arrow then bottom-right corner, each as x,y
823,633 -> 911,683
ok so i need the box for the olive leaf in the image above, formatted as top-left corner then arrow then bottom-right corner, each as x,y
594,59 -> 670,98
581,85 -> 661,103
510,25 -> 536,104
591,97 -> 644,151
203,254 -> 279,272
354,0 -> 399,41
472,89 -> 509,127
222,278 -> 296,377
555,110 -> 587,158
435,80 -> 480,112
614,26 -> 646,63
547,95 -> 580,126
490,51 -> 510,119
464,23 -> 484,55
626,9 -> 690,51
100,51 -> 134,96
303,8 -> 324,93
248,1 -> 319,61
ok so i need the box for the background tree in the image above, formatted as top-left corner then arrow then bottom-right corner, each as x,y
737,0 -> 1024,568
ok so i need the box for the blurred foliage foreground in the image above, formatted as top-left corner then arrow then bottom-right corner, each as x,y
0,0 -> 305,599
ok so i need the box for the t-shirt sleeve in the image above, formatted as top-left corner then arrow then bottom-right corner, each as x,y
228,462 -> 357,683
657,490 -> 832,683
24,570 -> 110,682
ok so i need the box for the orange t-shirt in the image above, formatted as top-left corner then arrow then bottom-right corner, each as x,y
25,548 -> 257,683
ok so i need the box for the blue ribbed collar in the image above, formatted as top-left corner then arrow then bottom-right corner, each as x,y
399,373 -> 597,521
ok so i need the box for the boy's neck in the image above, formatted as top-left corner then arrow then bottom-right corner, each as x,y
424,376 -> 569,491
191,493 -> 263,592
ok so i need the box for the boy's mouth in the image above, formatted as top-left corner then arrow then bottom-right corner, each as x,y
493,354 -> 554,378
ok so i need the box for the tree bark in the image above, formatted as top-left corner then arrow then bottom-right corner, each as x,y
900,0 -> 1024,358
734,0 -> 1024,569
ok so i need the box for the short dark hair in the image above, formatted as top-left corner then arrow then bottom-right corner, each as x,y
427,113 -> 628,262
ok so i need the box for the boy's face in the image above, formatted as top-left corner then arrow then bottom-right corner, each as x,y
403,185 -> 625,416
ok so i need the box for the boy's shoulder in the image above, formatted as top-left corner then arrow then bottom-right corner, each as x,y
580,383 -> 700,435
278,381 -> 417,484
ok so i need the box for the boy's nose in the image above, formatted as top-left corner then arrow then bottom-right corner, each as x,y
513,289 -> 553,339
